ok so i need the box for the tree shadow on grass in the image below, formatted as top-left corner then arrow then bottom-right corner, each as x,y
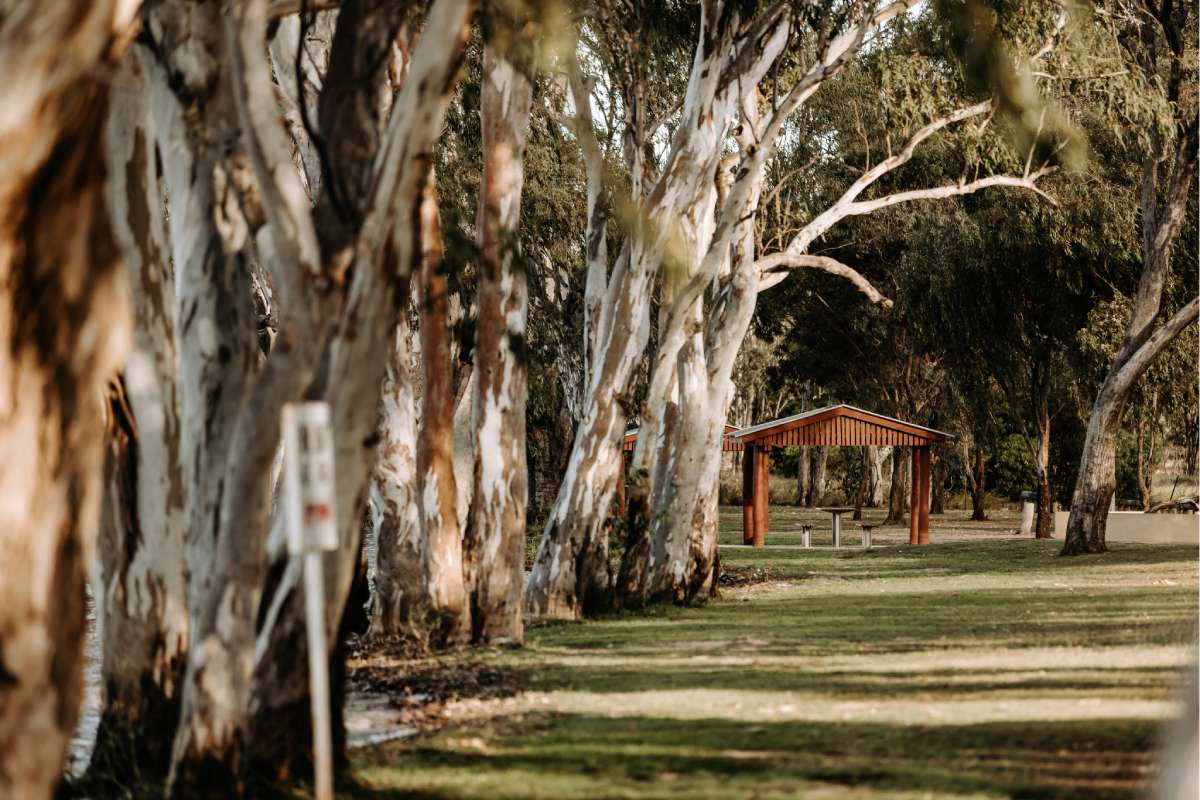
512,661 -> 1184,698
526,584 -> 1199,661
713,539 -> 1200,583
347,714 -> 1164,800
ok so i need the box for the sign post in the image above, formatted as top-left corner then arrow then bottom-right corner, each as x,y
281,402 -> 338,800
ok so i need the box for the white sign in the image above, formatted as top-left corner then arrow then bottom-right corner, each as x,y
281,401 -> 337,800
282,402 -> 338,554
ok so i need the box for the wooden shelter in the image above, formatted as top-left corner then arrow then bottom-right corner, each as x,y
729,405 -> 951,548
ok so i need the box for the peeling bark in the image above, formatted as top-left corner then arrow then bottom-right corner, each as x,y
369,319 -> 423,635
463,40 -> 536,645
246,0 -> 473,785
0,3 -> 137,796
867,446 -> 889,507
89,49 -> 188,789
636,90 -> 767,607
372,169 -> 467,644
529,2 -> 789,619
416,171 -> 469,643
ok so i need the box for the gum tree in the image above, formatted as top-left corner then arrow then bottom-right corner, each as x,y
618,1 -> 1066,605
1062,0 -> 1198,554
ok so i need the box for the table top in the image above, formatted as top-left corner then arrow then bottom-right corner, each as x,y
817,507 -> 856,513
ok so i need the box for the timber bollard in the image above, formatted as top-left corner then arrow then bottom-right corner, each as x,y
861,524 -> 875,549
801,525 -> 812,548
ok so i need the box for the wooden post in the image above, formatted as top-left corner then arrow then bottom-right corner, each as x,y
917,446 -> 931,544
909,446 -> 920,545
754,445 -> 770,547
742,443 -> 756,545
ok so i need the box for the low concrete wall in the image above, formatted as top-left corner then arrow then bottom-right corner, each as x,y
1053,510 -> 1199,544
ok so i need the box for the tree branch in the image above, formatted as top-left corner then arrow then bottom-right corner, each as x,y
789,101 -> 993,252
754,253 -> 892,307
228,0 -> 322,291
1112,296 -> 1200,399
566,54 -> 611,378
839,166 -> 1058,218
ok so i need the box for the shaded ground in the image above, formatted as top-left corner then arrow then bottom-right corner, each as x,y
343,507 -> 1199,799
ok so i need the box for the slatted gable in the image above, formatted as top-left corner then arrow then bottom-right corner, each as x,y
733,405 -> 949,448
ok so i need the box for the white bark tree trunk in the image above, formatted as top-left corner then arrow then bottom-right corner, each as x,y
463,40 -> 536,644
0,3 -> 137,796
372,169 -> 468,645
160,0 -> 318,785
369,320 -> 423,634
621,0 -> 975,606
415,171 -> 469,643
90,48 -> 189,786
796,446 -> 812,506
246,0 -> 472,784
1063,298 -> 1199,553
868,446 -> 890,507
528,2 -> 788,619
635,92 -> 765,606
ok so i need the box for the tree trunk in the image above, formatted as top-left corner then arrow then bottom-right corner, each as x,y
368,320 -> 424,635
527,4 -> 789,619
463,41 -> 536,645
246,0 -> 472,785
807,446 -> 828,506
867,446 -> 888,507
1063,299 -> 1199,554
635,91 -> 767,606
525,363 -> 627,618
140,1 -> 353,783
372,168 -> 468,646
642,400 -> 727,605
796,446 -> 811,506
885,447 -> 910,525
852,449 -> 869,520
930,452 -> 945,515
963,444 -> 988,521
0,6 -> 137,798
1033,391 -> 1054,539
1186,416 -> 1198,475
1064,35 -> 1197,554
88,51 -> 189,789
415,170 -> 468,643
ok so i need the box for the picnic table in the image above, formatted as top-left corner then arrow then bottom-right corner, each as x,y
817,507 -> 856,547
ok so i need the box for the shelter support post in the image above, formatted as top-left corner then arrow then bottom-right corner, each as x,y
742,443 -> 756,545
917,446 -> 931,544
909,447 -> 920,545
754,445 -> 770,547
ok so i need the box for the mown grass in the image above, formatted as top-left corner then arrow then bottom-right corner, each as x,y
344,508 -> 1198,800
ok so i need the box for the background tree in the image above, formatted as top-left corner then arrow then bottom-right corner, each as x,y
1062,0 -> 1199,554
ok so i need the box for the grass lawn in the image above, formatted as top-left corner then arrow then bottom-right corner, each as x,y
346,507 -> 1198,800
